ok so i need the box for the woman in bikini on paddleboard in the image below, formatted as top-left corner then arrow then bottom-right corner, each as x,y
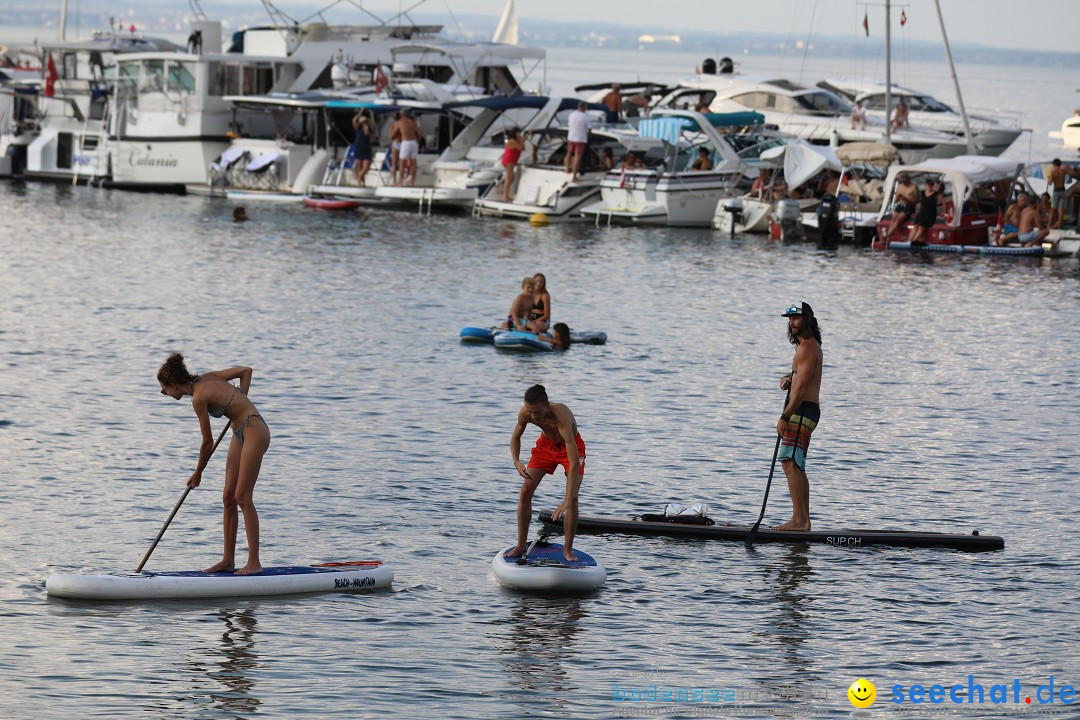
158,352 -> 269,575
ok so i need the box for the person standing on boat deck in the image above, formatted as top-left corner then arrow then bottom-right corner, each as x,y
397,110 -> 421,187
851,99 -> 867,130
907,178 -> 944,245
1047,159 -> 1078,229
509,384 -> 586,563
775,303 -> 823,532
601,84 -> 623,124
351,111 -> 375,187
527,272 -> 551,333
882,172 -> 919,244
157,353 -> 270,575
500,276 -> 535,330
565,101 -> 592,181
500,128 -> 526,202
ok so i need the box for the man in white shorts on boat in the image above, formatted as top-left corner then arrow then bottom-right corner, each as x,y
397,110 -> 421,187
509,384 -> 586,562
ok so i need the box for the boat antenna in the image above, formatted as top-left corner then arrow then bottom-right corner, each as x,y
884,0 -> 891,145
932,0 -> 975,154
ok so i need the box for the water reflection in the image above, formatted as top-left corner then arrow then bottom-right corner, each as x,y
752,545 -> 816,671
202,607 -> 261,717
492,596 -> 588,715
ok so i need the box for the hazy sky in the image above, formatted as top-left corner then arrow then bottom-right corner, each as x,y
265,0 -> 1080,54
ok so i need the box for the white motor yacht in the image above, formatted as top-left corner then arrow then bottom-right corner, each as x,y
580,109 -> 779,227
654,72 -> 968,164
1049,109 -> 1080,155
10,30 -> 182,183
473,110 -> 664,222
818,80 -> 1023,157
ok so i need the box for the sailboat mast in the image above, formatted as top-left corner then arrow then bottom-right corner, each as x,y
933,0 -> 975,153
884,0 -> 892,144
58,0 -> 69,42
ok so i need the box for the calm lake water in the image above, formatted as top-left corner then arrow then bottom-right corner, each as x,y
2,40 -> 1080,720
2,177 -> 1079,720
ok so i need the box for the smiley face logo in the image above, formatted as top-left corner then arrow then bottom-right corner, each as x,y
848,678 -> 876,708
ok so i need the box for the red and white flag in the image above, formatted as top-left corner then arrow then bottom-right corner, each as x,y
45,54 -> 58,97
862,12 -> 869,37
900,9 -> 908,26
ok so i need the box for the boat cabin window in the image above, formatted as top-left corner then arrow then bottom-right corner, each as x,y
165,61 -> 197,93
909,95 -> 951,113
732,92 -> 778,110
467,66 -> 520,96
138,60 -> 166,93
795,91 -> 849,116
61,52 -> 78,80
207,62 -> 277,97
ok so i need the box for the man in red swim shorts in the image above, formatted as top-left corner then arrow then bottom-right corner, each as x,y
509,384 -> 585,562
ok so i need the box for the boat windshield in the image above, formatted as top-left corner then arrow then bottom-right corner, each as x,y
794,91 -> 850,116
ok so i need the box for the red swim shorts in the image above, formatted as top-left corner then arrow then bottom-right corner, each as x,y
566,141 -> 586,155
528,433 -> 586,476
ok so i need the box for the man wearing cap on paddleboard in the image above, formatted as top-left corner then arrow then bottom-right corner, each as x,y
776,302 -> 823,531
509,384 -> 585,562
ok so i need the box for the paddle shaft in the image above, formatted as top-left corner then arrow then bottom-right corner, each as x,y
516,533 -> 547,565
746,385 -> 792,548
135,421 -> 231,572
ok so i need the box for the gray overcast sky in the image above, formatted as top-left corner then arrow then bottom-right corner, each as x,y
268,0 -> 1080,54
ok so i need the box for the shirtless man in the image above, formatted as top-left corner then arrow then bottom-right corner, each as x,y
882,172 -> 919,243
509,384 -> 585,562
775,302 -> 823,532
997,194 -> 1023,245
1016,193 -> 1050,247
601,83 -> 623,123
396,110 -> 421,187
1047,158 -> 1078,228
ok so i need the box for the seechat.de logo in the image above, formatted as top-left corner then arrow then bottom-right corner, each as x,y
848,678 -> 877,708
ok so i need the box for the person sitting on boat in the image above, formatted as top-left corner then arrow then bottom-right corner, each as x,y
500,128 -> 526,202
691,147 -> 713,172
620,151 -> 646,171
881,172 -> 919,244
157,353 -> 270,576
601,84 -> 623,124
907,178 -> 944,245
890,99 -> 909,131
500,276 -> 535,330
601,147 -> 615,170
1038,192 -> 1053,227
527,272 -> 551,334
752,169 -> 772,199
537,322 -> 571,350
1015,194 -> 1050,247
850,99 -> 867,130
351,111 -> 376,187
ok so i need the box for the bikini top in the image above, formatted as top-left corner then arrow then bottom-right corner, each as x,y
531,296 -> 546,317
206,383 -> 244,419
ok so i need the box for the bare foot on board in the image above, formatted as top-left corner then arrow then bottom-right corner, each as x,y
203,559 -> 236,574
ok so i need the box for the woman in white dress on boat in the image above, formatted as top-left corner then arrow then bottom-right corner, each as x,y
158,353 -> 270,575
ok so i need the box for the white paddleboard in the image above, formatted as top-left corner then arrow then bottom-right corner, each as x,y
46,562 -> 393,600
491,541 -> 606,592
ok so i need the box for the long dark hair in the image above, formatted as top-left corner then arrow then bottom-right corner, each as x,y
790,317 -> 820,347
552,322 -> 570,349
157,352 -> 197,386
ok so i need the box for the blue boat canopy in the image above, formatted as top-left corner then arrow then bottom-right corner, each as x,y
637,117 -> 691,145
703,111 -> 765,128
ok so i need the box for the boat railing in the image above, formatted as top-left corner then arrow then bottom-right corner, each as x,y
965,106 -> 1024,130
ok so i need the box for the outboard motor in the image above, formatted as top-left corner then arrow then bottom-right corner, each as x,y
773,198 -> 804,242
718,57 -> 734,74
702,58 -> 717,75
815,192 -> 840,246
